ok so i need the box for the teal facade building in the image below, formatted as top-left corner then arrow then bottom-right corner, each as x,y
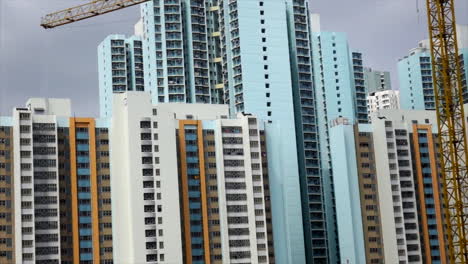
311,20 -> 372,261
398,40 -> 468,111
218,0 -> 306,262
285,4 -> 329,264
98,35 -> 144,117
329,123 -> 366,264
140,0 -> 213,104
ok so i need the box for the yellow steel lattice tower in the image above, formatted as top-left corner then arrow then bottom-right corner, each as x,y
40,0 -> 151,29
425,0 -> 468,262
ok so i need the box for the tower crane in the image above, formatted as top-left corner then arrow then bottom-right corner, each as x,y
41,0 -> 468,262
425,0 -> 468,262
40,0 -> 151,29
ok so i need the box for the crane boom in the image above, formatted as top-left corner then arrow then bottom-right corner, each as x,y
426,0 -> 468,262
40,0 -> 151,29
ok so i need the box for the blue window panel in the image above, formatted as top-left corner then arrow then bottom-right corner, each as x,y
419,147 -> 429,153
188,179 -> 200,186
185,134 -> 197,140
189,202 -> 201,209
79,228 -> 92,236
77,144 -> 90,151
193,260 -> 204,264
186,157 -> 199,163
190,225 -> 202,232
424,188 -> 434,195
78,192 -> 91,199
80,216 -> 92,224
78,168 -> 91,175
188,191 -> 201,197
188,168 -> 200,175
191,237 -> 203,244
76,132 -> 89,140
428,218 -> 437,225
430,239 -> 439,246
78,180 -> 91,187
192,248 -> 204,256
429,229 -> 438,236
80,253 -> 93,261
431,249 -> 440,256
190,214 -> 202,221
77,156 -> 90,163
426,208 -> 435,214
80,241 -> 93,248
423,177 -> 433,184
418,137 -> 428,143
186,145 -> 198,152
422,167 -> 432,173
79,204 -> 91,211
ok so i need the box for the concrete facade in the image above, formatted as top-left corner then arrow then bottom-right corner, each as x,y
110,92 -> 275,263
367,90 -> 400,118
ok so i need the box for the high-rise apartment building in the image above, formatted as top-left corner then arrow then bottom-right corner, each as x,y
287,7 -> 327,264
96,1 -> 309,262
328,108 -> 453,263
328,119 -> 366,263
397,40 -> 435,110
367,90 -> 400,117
98,35 -> 145,117
370,109 -> 450,263
311,25 -> 368,262
140,0 -> 213,104
411,124 -> 447,263
68,118 -> 113,263
101,2 -> 380,262
371,111 -> 426,263
110,92 -> 275,263
364,68 -> 392,94
0,117 -> 14,263
0,99 -> 113,264
218,1 -> 307,262
352,52 -> 369,123
353,124 -> 385,263
398,24 -> 468,111
12,99 -> 70,263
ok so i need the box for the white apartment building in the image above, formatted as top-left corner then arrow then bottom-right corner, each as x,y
367,90 -> 400,118
12,98 -> 71,263
370,109 -> 438,264
110,92 -> 273,263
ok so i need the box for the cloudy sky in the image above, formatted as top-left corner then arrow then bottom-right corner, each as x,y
0,0 -> 467,117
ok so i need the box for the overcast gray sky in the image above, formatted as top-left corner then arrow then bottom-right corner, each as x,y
1,0 -> 467,117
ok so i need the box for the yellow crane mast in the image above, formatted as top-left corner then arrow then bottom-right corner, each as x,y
41,0 -> 468,262
40,0 -> 151,29
426,0 -> 468,262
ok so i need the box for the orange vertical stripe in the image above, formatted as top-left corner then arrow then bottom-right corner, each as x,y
69,118 -> 100,264
178,120 -> 211,264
